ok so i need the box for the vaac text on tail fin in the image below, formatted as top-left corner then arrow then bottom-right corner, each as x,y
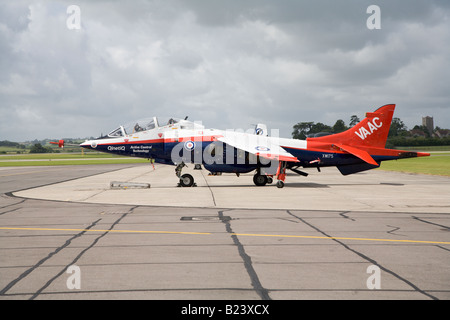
305,104 -> 428,175
309,104 -> 395,148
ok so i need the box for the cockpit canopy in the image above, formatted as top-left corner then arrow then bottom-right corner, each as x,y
105,117 -> 204,138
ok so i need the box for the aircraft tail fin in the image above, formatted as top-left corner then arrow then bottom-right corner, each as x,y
308,104 -> 395,148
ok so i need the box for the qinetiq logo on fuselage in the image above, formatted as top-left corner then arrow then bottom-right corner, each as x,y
108,146 -> 126,151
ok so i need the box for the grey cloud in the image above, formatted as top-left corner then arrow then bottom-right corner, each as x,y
0,0 -> 449,141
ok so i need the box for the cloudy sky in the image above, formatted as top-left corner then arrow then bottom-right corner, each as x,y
1,0 -> 449,141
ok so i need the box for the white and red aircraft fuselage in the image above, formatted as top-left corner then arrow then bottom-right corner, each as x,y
52,104 -> 429,188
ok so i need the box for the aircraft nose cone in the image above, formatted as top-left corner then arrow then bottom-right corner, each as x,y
80,140 -> 95,148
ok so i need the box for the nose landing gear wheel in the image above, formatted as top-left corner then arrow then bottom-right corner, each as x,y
179,173 -> 195,187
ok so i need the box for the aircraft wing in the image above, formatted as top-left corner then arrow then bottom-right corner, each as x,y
217,134 -> 299,162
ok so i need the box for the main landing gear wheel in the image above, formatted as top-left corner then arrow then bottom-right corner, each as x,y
179,173 -> 195,187
253,174 -> 268,186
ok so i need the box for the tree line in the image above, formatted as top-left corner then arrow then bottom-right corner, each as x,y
292,115 -> 360,140
292,116 -> 450,147
0,140 -> 26,149
0,139 -> 84,154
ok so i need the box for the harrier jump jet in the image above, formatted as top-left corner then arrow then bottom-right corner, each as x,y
52,104 -> 429,188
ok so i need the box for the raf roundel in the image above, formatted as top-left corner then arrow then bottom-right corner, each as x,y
184,140 -> 196,151
255,146 -> 270,152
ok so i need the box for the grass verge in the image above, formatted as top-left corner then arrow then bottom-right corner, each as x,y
0,153 -> 149,166
378,152 -> 450,176
2,151 -> 449,176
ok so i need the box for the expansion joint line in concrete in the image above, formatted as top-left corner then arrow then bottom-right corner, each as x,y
285,210 -> 439,300
28,206 -> 138,300
0,218 -> 102,297
218,209 -> 271,300
0,206 -> 138,299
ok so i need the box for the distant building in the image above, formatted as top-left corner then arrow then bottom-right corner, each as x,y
434,129 -> 450,138
410,128 -> 427,138
422,116 -> 434,133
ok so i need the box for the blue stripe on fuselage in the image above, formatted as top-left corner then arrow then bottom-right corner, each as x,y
283,147 -> 398,167
84,141 -> 399,170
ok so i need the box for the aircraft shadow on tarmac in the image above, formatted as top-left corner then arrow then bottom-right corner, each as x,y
153,182 -> 404,189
